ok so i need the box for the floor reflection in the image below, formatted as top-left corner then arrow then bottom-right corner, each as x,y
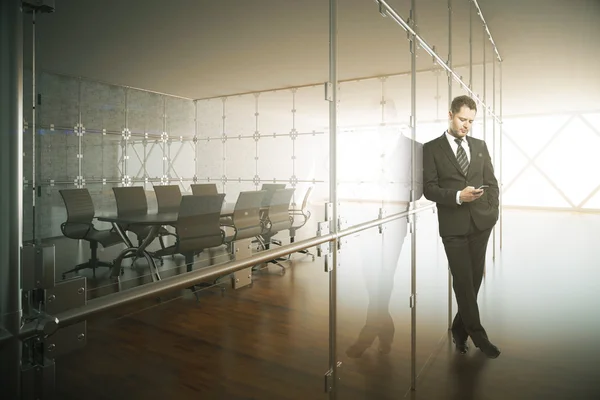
448,344 -> 489,400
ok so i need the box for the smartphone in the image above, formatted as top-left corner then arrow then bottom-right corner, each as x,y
477,185 -> 489,190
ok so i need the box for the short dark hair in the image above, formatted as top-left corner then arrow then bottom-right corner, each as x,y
450,95 -> 477,114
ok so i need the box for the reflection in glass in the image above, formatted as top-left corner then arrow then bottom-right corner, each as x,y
344,131 -> 421,358
345,217 -> 409,358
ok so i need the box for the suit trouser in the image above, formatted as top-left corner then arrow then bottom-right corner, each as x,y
442,217 -> 493,347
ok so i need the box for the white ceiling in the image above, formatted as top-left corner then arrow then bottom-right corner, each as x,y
26,0 -> 600,113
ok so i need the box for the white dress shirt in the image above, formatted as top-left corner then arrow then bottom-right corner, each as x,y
445,131 -> 471,162
445,131 -> 471,205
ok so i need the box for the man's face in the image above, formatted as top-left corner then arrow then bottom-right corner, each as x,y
448,106 -> 476,138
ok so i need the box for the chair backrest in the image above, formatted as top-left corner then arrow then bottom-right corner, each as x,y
59,188 -> 95,238
232,190 -> 266,240
260,183 -> 286,191
267,188 -> 295,233
154,185 -> 182,213
300,186 -> 313,211
260,183 -> 286,207
190,183 -> 218,196
176,194 -> 225,253
59,188 -> 95,224
112,186 -> 148,216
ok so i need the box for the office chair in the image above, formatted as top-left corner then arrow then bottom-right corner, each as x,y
258,188 -> 295,272
154,194 -> 227,299
289,186 -> 315,261
112,186 -> 175,249
154,184 -> 182,214
59,188 -> 122,279
190,183 -> 219,196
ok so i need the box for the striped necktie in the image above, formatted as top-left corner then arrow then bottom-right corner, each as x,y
454,138 -> 469,175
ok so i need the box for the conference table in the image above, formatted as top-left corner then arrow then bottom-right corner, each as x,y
96,203 -> 237,281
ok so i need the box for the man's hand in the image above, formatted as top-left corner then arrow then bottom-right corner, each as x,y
459,186 -> 483,203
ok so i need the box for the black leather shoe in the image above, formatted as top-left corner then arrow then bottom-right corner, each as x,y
477,341 -> 501,359
452,337 -> 469,354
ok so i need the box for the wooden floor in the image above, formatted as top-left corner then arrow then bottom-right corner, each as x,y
49,209 -> 600,399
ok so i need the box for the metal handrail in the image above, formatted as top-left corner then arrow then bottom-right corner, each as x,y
14,203 -> 436,341
471,0 -> 502,62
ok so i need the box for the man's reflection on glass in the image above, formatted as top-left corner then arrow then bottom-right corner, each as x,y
345,127 -> 423,358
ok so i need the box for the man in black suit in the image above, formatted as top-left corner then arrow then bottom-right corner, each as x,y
422,95 -> 501,359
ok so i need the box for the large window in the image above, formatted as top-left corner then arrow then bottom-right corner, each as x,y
501,112 -> 600,210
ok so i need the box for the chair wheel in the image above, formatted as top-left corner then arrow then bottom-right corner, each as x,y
312,256 -> 315,261
62,274 -> 66,280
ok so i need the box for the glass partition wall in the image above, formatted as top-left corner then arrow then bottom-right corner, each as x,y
5,0 -> 504,398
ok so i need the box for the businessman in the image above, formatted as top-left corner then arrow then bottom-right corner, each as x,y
422,95 -> 500,359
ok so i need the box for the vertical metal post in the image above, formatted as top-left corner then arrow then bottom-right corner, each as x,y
447,0 -> 452,102
291,89 -> 297,194
123,89 -> 129,184
469,1 -> 473,91
409,0 -> 418,391
0,0 -> 24,397
78,77 -> 83,187
194,100 -> 199,183
492,57 -> 496,261
254,93 -> 260,189
482,26 -> 486,143
163,97 -> 168,185
447,0 -> 453,331
328,0 -> 338,397
221,97 -> 227,193
31,10 -> 37,241
499,61 -> 503,249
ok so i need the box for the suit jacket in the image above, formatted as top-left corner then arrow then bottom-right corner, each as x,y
422,133 -> 499,237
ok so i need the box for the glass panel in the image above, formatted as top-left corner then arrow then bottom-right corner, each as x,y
582,189 -> 600,209
23,68 -> 34,243
414,208 -> 450,380
502,166 -> 571,208
336,2 -> 417,397
80,79 -> 126,134
128,89 -> 164,136
167,139 -> 196,181
36,183 -> 74,239
166,96 -> 195,138
25,8 -> 332,399
502,114 -> 571,158
535,116 -> 600,206
336,221 -> 412,399
38,71 -> 80,130
499,133 -> 529,192
52,249 -> 330,399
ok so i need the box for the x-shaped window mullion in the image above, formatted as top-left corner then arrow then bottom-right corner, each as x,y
502,115 -> 576,207
129,144 -> 145,178
116,142 -> 124,177
578,183 -> 600,208
579,114 -> 600,139
167,141 -> 185,180
134,141 -> 158,179
116,153 -> 123,177
573,115 -> 600,208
